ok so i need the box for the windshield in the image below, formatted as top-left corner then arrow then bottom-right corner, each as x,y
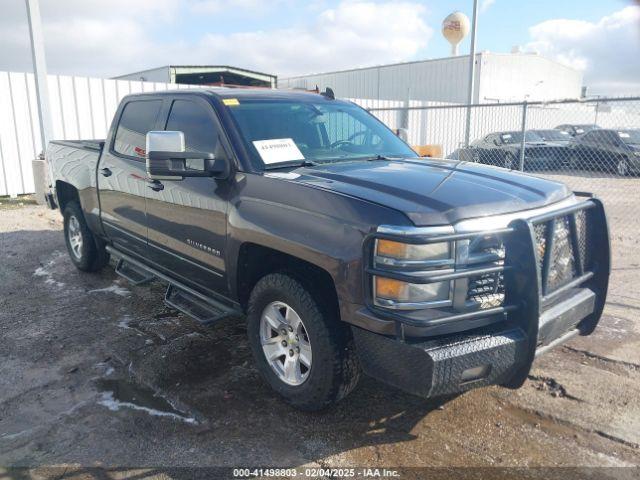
500,131 -> 543,144
533,130 -> 572,141
575,125 -> 599,135
225,98 -> 417,169
618,129 -> 640,144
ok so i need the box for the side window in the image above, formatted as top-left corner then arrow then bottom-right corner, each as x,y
114,100 -> 162,158
166,100 -> 218,153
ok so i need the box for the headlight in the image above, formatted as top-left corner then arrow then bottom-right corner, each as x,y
373,238 -> 453,308
375,239 -> 451,267
374,276 -> 450,308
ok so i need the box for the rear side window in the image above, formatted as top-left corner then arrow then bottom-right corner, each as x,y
165,100 -> 218,153
114,100 -> 162,158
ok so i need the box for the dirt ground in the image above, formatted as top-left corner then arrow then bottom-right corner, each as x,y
1,179 -> 639,478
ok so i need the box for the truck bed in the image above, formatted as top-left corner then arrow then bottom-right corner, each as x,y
48,139 -> 104,205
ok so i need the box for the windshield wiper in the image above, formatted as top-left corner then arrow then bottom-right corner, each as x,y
359,155 -> 403,161
264,160 -> 317,170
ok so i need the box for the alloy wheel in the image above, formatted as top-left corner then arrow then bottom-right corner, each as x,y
617,158 -> 629,176
67,215 -> 83,260
259,301 -> 312,386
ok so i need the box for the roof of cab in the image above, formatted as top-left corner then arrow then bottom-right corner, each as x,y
128,87 -> 334,102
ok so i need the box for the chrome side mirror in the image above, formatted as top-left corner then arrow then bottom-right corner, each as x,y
146,130 -> 185,154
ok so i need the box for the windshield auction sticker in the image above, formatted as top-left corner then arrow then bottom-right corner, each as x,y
252,138 -> 305,164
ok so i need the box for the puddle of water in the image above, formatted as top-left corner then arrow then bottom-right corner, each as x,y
96,378 -> 197,424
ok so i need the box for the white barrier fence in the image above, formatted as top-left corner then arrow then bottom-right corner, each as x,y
0,71 -> 198,197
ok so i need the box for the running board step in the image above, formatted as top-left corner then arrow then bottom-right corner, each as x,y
164,284 -> 236,326
115,258 -> 155,285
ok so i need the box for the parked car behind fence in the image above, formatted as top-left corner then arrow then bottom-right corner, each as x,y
452,130 -> 570,171
568,128 -> 640,176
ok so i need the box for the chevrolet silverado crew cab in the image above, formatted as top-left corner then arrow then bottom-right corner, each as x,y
46,88 -> 610,411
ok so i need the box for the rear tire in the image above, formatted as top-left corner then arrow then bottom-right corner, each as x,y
247,273 -> 360,411
616,157 -> 629,177
567,152 -> 579,171
63,201 -> 109,272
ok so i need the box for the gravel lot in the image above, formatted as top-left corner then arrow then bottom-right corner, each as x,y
1,176 -> 639,478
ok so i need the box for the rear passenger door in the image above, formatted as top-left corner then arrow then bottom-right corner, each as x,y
98,98 -> 163,258
144,96 -> 231,296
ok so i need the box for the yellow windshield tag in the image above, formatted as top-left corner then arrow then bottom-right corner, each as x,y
223,98 -> 240,106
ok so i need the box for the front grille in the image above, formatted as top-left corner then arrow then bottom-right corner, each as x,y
534,210 -> 593,295
534,223 -> 547,272
464,206 -> 594,308
466,242 -> 505,309
546,216 -> 576,291
575,209 -> 592,273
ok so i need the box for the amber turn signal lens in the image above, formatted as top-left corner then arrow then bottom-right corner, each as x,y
375,277 -> 406,300
376,239 -> 408,258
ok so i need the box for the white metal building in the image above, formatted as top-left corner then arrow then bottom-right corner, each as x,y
279,52 -> 583,103
114,65 -> 277,88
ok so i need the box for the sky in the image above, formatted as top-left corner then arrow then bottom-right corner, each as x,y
0,0 -> 639,96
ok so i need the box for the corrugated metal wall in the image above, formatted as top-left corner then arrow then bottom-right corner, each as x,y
280,53 -> 583,104
280,56 -> 474,103
0,71 -> 197,197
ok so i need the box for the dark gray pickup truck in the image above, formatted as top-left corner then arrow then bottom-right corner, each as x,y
46,88 -> 610,411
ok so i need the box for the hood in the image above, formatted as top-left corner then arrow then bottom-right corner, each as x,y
285,158 -> 571,226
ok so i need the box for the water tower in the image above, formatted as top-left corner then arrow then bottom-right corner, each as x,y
442,11 -> 470,56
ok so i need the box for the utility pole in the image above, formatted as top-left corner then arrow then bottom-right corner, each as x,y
25,0 -> 54,202
25,0 -> 53,156
464,0 -> 478,147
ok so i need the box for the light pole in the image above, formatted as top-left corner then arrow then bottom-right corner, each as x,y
464,0 -> 479,147
25,0 -> 54,202
25,0 -> 53,157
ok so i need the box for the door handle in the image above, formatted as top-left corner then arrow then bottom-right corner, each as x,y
100,167 -> 112,177
147,180 -> 164,192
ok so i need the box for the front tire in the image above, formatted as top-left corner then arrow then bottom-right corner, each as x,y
247,273 -> 360,411
63,201 -> 109,272
504,152 -> 516,170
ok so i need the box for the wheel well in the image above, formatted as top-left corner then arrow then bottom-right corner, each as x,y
55,181 -> 79,212
237,243 -> 340,317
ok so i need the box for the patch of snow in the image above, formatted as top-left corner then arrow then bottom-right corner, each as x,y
89,284 -> 131,297
97,391 -> 197,424
95,362 -> 115,376
118,315 -> 133,330
33,252 -> 66,288
0,428 -> 34,440
33,267 -> 49,277
45,278 -> 65,288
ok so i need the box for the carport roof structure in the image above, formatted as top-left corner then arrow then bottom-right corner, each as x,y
114,65 -> 277,88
